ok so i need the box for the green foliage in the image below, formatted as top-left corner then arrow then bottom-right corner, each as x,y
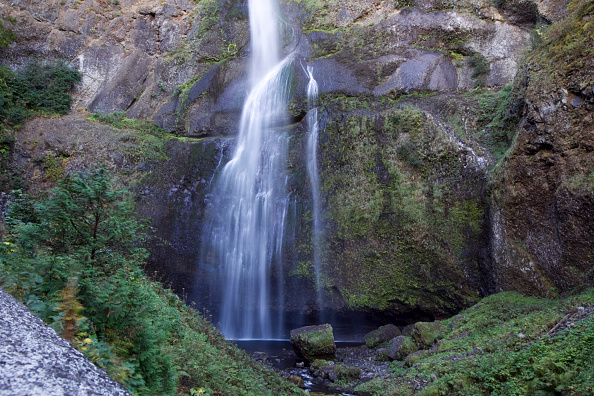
466,84 -> 520,160
469,53 -> 489,87
355,290 -> 594,395
0,17 -> 16,48
529,0 -> 594,92
0,62 -> 81,129
0,169 -> 302,395
88,112 -> 169,163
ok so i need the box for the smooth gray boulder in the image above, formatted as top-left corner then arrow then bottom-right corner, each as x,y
0,288 -> 130,396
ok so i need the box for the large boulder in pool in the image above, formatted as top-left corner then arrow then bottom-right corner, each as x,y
364,324 -> 401,348
290,324 -> 336,361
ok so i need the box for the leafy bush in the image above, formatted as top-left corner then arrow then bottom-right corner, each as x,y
0,169 -> 302,395
0,61 -> 81,128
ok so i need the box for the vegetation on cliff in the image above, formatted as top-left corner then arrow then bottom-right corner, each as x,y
0,169 -> 302,396
296,96 -> 488,318
487,0 -> 594,295
0,62 -> 81,129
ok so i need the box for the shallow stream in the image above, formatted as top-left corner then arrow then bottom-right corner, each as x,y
234,340 -> 362,395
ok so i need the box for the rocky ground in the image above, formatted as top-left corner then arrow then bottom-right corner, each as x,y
249,290 -> 594,396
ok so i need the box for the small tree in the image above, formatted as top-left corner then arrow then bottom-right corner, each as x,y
36,168 -> 148,267
2,168 -> 175,394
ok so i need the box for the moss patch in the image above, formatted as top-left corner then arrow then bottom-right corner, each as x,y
316,96 -> 486,316
355,289 -> 594,395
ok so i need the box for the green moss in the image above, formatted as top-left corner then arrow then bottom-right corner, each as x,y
43,154 -> 66,182
88,112 -> 170,163
411,321 -> 446,348
355,289 -> 594,395
317,98 -> 484,314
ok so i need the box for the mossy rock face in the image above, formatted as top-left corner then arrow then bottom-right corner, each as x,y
388,336 -> 419,361
364,324 -> 401,349
411,321 -> 446,348
315,96 -> 488,318
290,324 -> 336,361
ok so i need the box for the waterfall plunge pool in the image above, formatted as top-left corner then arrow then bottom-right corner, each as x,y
234,340 -> 362,395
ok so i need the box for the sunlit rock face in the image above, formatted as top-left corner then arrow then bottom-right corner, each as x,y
0,288 -> 131,395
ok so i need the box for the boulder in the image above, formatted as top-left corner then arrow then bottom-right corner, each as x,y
402,323 -> 415,336
387,336 -> 418,361
411,321 -> 446,348
290,324 -> 336,362
405,349 -> 432,367
0,288 -> 130,395
364,324 -> 401,349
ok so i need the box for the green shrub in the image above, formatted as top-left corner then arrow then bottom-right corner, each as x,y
0,62 -> 81,128
0,17 -> 15,48
88,112 -> 169,163
0,169 -> 302,395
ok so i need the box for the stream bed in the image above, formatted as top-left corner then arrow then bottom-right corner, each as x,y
234,340 -> 379,395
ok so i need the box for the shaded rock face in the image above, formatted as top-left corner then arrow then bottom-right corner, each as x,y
311,97 -> 490,318
487,0 -> 594,296
135,137 -> 234,296
0,288 -> 131,396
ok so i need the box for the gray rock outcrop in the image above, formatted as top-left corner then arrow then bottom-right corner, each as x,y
0,288 -> 130,396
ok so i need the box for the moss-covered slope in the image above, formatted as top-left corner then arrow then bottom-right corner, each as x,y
356,289 -> 594,395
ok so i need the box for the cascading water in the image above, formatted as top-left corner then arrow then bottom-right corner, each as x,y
305,66 -> 324,319
201,0 -> 293,340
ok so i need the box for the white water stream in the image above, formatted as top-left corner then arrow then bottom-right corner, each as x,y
305,66 -> 325,319
202,0 -> 294,340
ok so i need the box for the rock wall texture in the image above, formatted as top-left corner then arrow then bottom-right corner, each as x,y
1,0 -> 592,323
487,0 -> 594,295
0,287 -> 131,396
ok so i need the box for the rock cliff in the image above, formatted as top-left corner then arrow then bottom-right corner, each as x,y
0,0 -> 592,323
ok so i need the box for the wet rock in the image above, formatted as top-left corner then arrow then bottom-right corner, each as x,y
364,324 -> 401,349
285,374 -> 305,388
387,336 -> 419,361
290,324 -> 336,362
411,321 -> 446,348
252,351 -> 268,362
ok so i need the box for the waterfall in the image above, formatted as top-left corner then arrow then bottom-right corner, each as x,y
201,0 -> 293,340
305,66 -> 324,318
